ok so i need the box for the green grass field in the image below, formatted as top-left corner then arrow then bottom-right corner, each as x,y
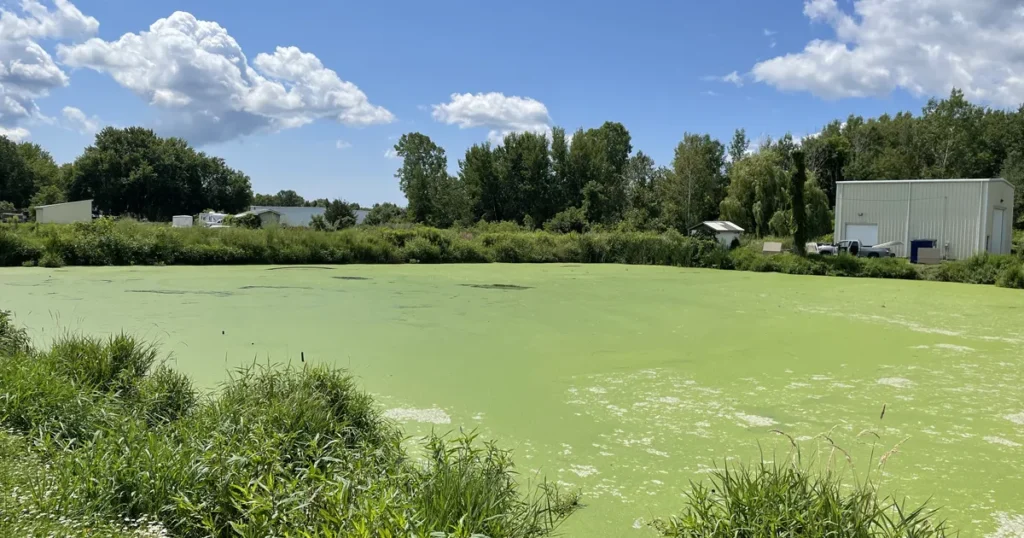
2,264 -> 1022,536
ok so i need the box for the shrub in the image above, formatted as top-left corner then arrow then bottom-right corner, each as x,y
925,254 -> 1020,285
46,333 -> 157,396
996,263 -> 1024,289
135,365 -> 197,424
233,212 -> 261,229
38,250 -> 65,268
544,207 -> 588,234
0,310 -> 31,356
309,213 -> 331,231
414,433 -> 580,537
653,461 -> 951,538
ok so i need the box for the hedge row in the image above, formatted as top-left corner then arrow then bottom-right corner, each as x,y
1,220 -> 1022,289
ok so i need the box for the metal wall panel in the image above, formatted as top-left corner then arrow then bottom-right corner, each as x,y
836,180 -> 993,260
987,180 -> 1015,254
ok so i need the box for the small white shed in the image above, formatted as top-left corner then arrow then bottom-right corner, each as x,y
172,215 -> 193,228
35,199 -> 93,224
688,220 -> 744,247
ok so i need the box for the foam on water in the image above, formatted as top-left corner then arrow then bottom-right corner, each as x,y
987,513 -> 1024,538
382,407 -> 451,424
877,377 -> 914,388
984,436 -> 1021,448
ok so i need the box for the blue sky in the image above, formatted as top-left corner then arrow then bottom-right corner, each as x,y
3,0 -> 1021,205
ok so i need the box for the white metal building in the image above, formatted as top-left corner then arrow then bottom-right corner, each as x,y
35,199 -> 93,224
249,206 -> 325,227
688,220 -> 744,248
834,179 -> 1014,260
172,215 -> 193,227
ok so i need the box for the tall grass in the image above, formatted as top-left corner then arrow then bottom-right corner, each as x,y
0,325 -> 579,537
652,460 -> 951,538
4,219 -> 1022,289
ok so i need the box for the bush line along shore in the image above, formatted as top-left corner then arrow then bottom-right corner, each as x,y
2,220 -> 1023,289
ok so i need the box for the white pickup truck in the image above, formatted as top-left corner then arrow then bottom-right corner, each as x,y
815,240 -> 897,258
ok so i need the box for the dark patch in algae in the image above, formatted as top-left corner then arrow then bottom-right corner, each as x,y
459,284 -> 532,291
239,285 -> 313,290
126,289 -> 234,297
266,266 -> 334,271
333,276 -> 372,281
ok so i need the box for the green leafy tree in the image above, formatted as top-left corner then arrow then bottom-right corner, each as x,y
727,129 -> 749,167
550,126 -> 572,210
68,127 -> 252,220
492,131 -> 553,224
363,202 -> 406,226
254,190 -> 307,206
720,151 -> 788,237
324,199 -> 357,229
790,151 -> 808,255
572,122 -> 632,224
661,133 -> 726,231
0,136 -> 33,208
460,142 -> 500,222
804,173 -> 834,238
394,133 -> 452,226
1002,152 -> 1024,229
622,151 -> 663,230
803,122 -> 849,206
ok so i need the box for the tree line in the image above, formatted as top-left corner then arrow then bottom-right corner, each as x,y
2,90 -> 1022,233
392,89 -> 1024,236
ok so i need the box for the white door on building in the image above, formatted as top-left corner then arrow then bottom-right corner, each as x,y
991,209 -> 1005,253
845,224 -> 879,246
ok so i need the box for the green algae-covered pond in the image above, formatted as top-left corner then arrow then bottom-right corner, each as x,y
2,264 -> 1023,536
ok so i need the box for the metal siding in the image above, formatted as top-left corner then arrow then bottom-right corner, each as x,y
835,182 -> 909,256
908,181 -> 982,261
836,180 -> 994,259
250,206 -> 326,227
36,200 -> 92,224
987,181 -> 1014,254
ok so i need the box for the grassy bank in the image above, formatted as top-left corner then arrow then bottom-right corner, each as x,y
2,219 -> 1022,288
0,312 -> 958,537
0,311 -> 579,538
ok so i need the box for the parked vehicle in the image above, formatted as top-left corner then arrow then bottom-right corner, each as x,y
816,240 -> 896,258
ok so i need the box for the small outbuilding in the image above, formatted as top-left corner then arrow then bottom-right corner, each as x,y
35,199 -> 93,224
688,220 -> 744,247
172,215 -> 193,228
235,208 -> 282,227
249,206 -> 325,227
835,178 -> 1014,260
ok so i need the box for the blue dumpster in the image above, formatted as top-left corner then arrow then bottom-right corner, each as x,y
910,239 -> 937,263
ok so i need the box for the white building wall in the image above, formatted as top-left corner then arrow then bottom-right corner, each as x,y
835,180 -> 1011,260
715,231 -> 740,248
36,199 -> 93,224
986,180 -> 1015,254
249,206 -> 325,227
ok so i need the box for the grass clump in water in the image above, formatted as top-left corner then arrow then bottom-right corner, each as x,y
0,324 -> 579,537
653,443 -> 952,538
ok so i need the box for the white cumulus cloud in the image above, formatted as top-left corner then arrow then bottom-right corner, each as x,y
335,139 -> 351,150
384,148 -> 399,159
432,92 -> 552,144
753,0 -> 1024,106
0,125 -> 30,141
57,11 -> 394,144
61,105 -> 97,133
1,0 -> 96,138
